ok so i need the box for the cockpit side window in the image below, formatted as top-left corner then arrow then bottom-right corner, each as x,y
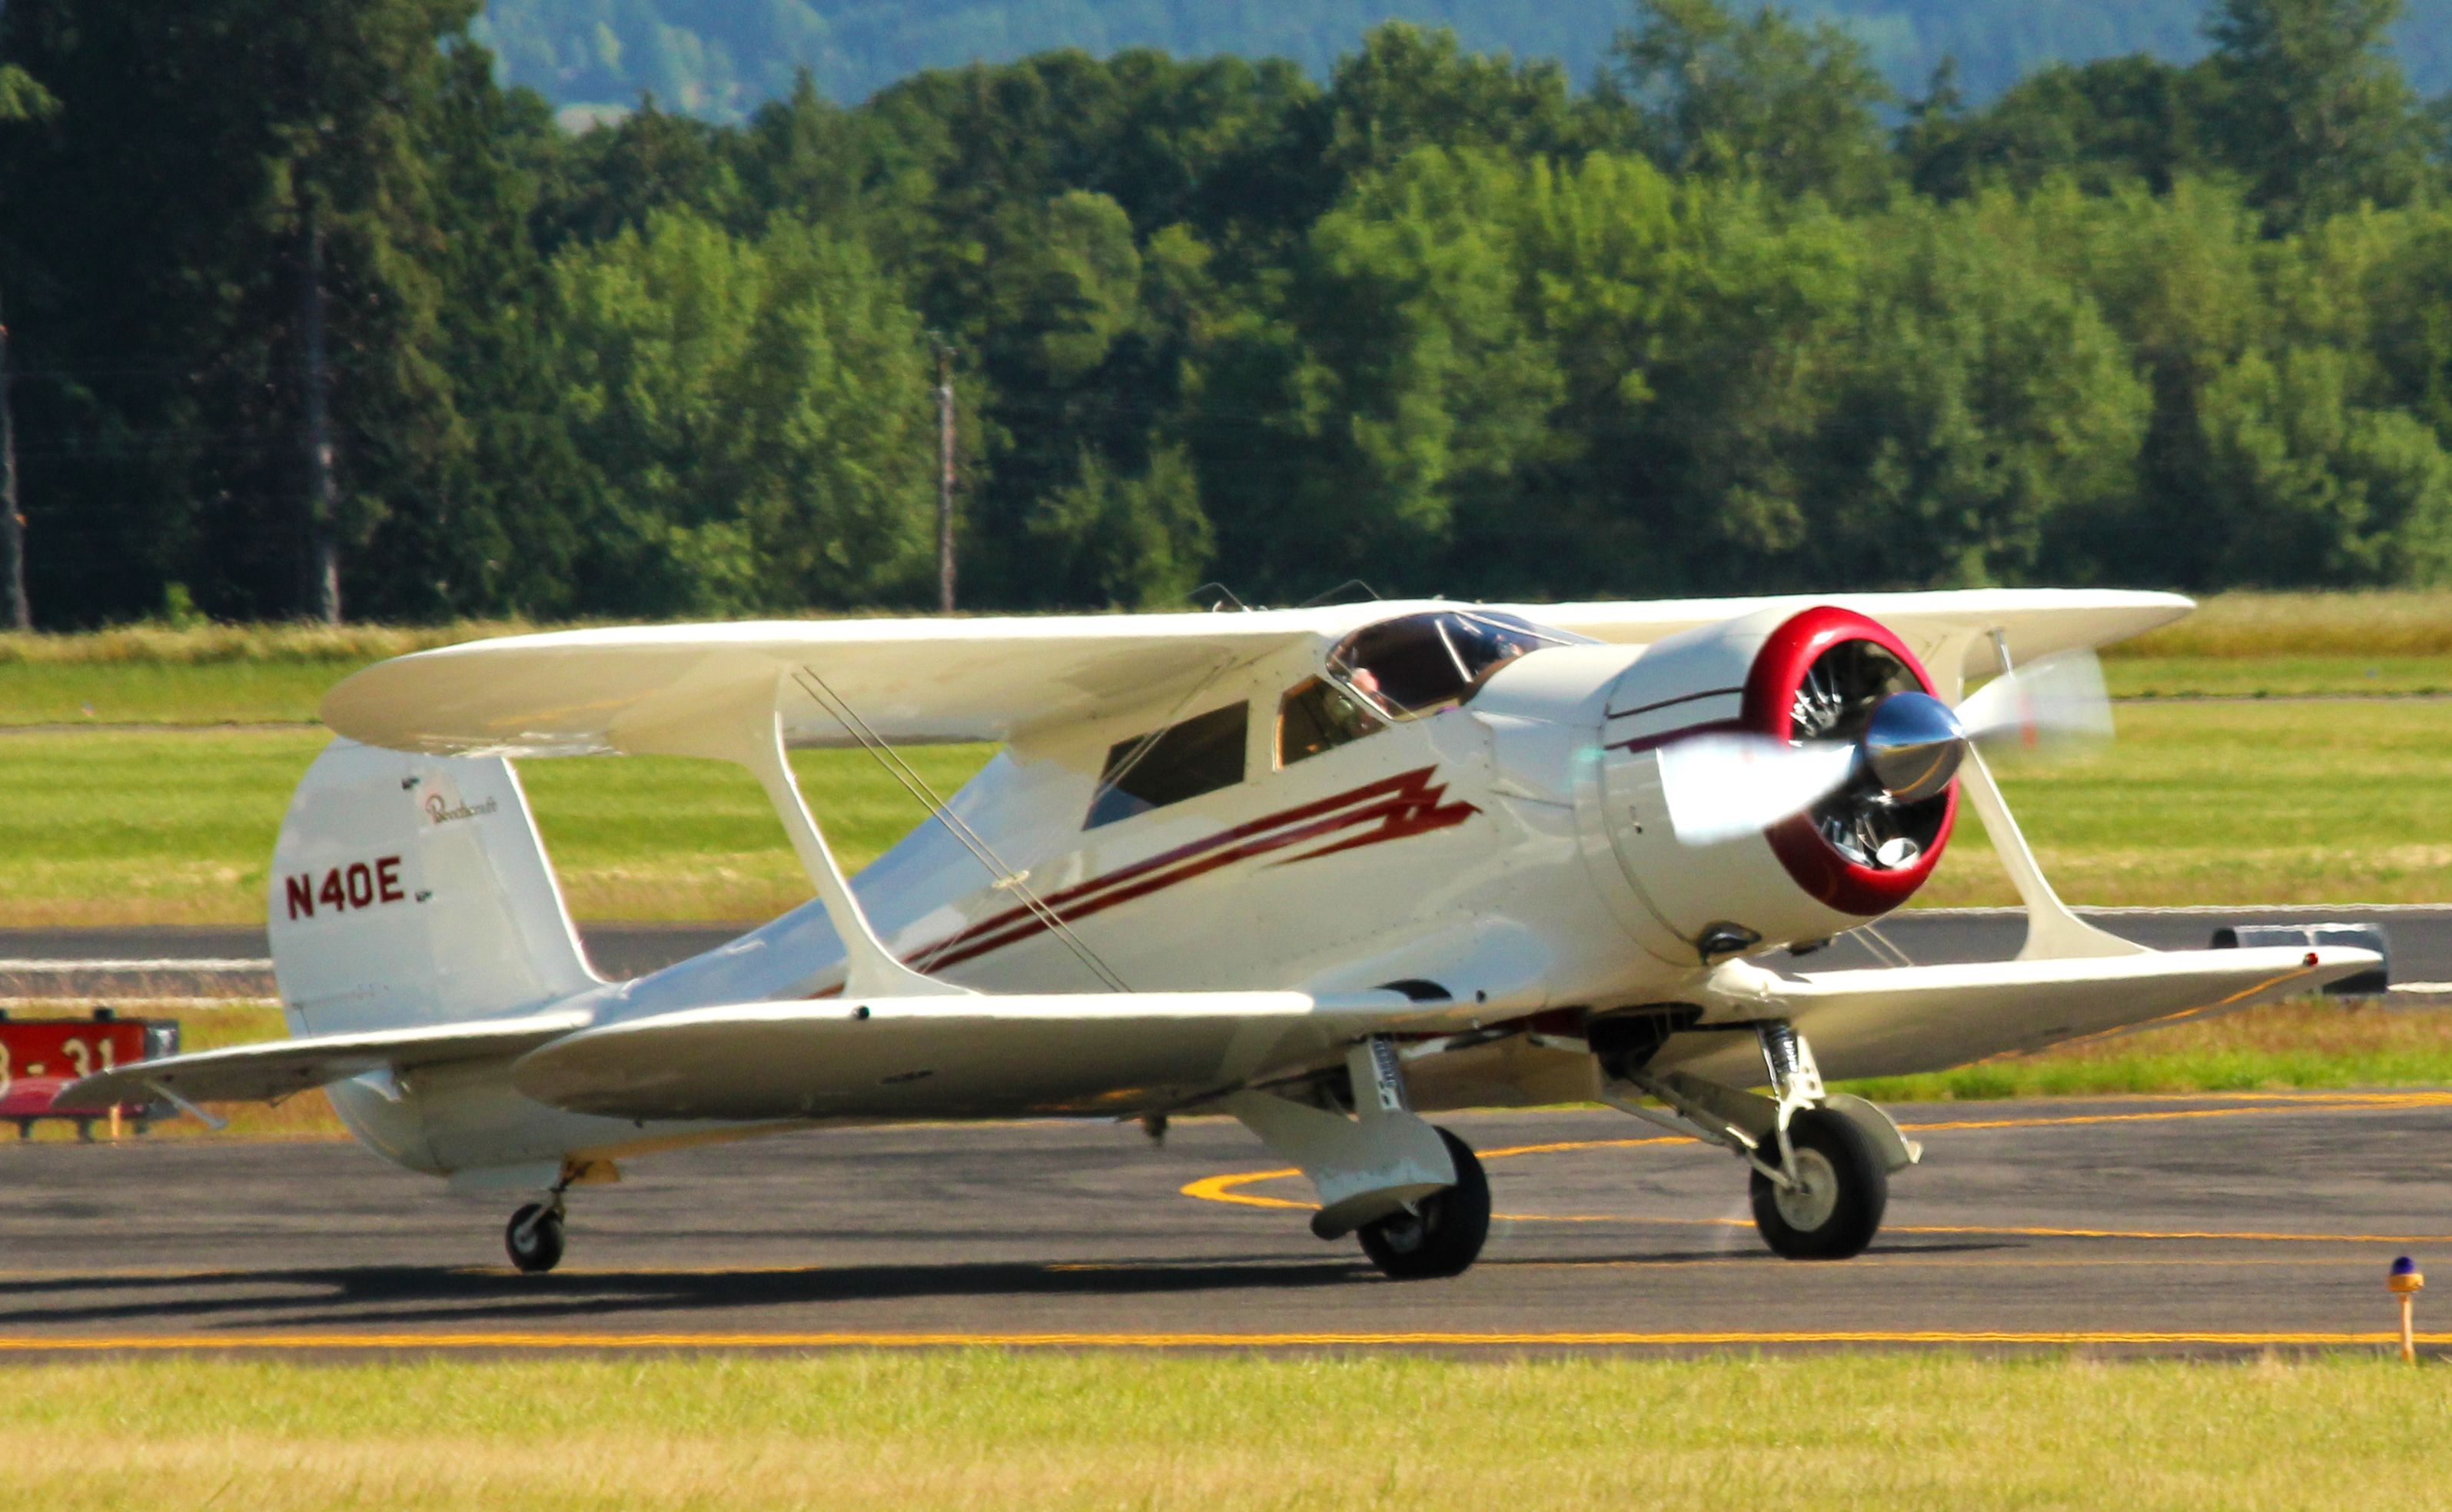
1277,676 -> 1387,766
1085,702 -> 1249,829
1327,610 -> 1585,720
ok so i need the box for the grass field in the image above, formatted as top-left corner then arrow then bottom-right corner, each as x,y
4,1354 -> 2445,1510
0,729 -> 992,925
22,997 -> 2447,1142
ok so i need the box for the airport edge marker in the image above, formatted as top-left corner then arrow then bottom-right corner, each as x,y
2389,1256 -> 2424,1364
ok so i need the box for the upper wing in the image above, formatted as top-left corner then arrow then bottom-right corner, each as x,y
321,591 -> 2191,759
321,610 -> 1357,756
58,1011 -> 591,1107
509,990 -> 1484,1121
1650,944 -> 2377,1085
1523,588 -> 2191,679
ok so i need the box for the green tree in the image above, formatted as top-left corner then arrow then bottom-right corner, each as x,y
0,0 -> 488,622
1321,23 -> 1585,182
2204,0 -> 2426,228
1025,443 -> 1212,606
1900,56 -> 2218,200
1606,0 -> 1896,207
2201,346 -> 2452,581
548,210 -> 937,613
1804,199 -> 2150,586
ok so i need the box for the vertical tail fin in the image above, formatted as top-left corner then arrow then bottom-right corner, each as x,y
269,739 -> 600,1034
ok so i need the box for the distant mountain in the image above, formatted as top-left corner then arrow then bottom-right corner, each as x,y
473,0 -> 2452,124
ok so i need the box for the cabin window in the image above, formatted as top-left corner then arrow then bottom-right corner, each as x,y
1085,702 -> 1250,828
1277,676 -> 1387,766
1328,610 -> 1580,719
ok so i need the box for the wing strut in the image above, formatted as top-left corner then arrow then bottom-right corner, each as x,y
637,672 -> 953,1000
1932,630 -> 2145,962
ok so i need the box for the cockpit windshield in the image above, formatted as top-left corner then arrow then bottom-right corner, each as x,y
1327,610 -> 1590,719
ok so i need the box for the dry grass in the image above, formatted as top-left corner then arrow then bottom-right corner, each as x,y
2115,589 -> 2452,658
2,1354 -> 2446,1511
1843,999 -> 2452,1100
0,622 -> 527,666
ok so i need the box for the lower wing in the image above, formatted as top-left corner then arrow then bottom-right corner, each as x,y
1650,944 -> 2377,1085
61,992 -> 1482,1122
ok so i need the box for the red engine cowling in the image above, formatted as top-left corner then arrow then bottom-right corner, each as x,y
1593,605 -> 1958,964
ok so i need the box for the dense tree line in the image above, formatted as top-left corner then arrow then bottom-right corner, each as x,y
5,0 -> 2452,623
475,0 -> 2452,125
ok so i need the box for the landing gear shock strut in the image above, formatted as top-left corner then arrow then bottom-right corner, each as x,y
1600,1019 -> 1896,1262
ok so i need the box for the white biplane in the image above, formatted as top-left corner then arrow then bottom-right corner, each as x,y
70,591 -> 2376,1278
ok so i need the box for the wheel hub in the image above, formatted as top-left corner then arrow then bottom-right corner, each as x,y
1773,1147 -> 1840,1231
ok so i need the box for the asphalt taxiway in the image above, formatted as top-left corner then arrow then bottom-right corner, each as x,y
3,1093 -> 2448,1354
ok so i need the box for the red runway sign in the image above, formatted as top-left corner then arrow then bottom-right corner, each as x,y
0,1016 -> 177,1121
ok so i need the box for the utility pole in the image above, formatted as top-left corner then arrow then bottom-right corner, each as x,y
934,337 -> 956,614
301,199 -> 341,625
0,281 -> 27,630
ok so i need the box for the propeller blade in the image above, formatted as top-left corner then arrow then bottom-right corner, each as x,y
1957,651 -> 2114,752
1656,733 -> 1859,846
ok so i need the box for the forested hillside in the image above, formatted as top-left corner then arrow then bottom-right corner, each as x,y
476,0 -> 2452,120
3,0 -> 2451,627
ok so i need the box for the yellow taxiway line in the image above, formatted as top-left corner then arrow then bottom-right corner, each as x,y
1181,1092 -> 2452,1241
0,1329 -> 2441,1352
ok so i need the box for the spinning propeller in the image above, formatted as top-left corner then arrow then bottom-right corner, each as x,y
1656,650 -> 2113,856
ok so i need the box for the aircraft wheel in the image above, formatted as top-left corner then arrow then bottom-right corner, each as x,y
1357,1128 -> 1490,1281
506,1203 -> 565,1274
1750,1107 -> 1886,1261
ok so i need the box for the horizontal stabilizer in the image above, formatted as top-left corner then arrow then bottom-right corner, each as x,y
60,1011 -> 591,1108
1656,945 -> 2379,1085
511,990 -> 1483,1122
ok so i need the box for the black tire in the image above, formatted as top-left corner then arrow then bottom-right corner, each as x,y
1357,1128 -> 1492,1280
506,1204 -> 565,1274
1750,1107 -> 1886,1261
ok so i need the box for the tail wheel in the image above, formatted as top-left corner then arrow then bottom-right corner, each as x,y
1750,1107 -> 1886,1261
506,1203 -> 565,1274
1357,1127 -> 1491,1281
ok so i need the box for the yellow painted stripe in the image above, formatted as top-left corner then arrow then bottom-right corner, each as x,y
0,1330 -> 2436,1352
1183,1094 -> 2452,1242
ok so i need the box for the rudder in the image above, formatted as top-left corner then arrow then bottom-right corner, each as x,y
270,739 -> 600,1034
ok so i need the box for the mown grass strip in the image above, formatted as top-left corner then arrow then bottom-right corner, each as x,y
2,1354 -> 2447,1511
0,730 -> 992,925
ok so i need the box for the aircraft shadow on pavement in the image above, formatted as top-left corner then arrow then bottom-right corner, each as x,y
0,1255 -> 1377,1332
0,1240 -> 2014,1332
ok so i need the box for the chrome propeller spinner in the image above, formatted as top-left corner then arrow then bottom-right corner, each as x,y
1656,650 -> 2111,851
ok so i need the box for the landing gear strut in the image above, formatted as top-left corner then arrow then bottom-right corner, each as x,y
1357,1127 -> 1490,1281
1602,1018 -> 1905,1262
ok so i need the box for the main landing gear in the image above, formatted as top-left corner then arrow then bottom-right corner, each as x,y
1224,1035 -> 1495,1281
1357,1127 -> 1491,1281
506,1192 -> 567,1274
1603,1019 -> 1912,1261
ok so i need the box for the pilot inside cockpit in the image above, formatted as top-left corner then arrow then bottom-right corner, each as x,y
1328,610 -> 1577,719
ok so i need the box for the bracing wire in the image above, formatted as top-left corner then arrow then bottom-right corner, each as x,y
789,665 -> 1133,994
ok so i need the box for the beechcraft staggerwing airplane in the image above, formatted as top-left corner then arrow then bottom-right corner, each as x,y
69,591 -> 2377,1278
